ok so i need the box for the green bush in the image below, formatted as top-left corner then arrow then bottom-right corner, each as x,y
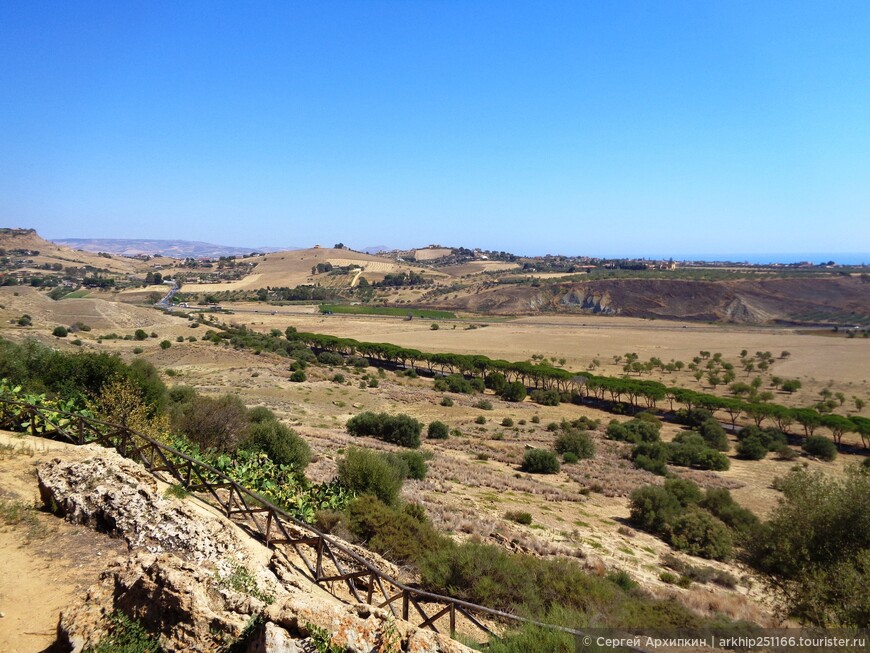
175,393 -> 249,453
666,509 -> 733,560
290,369 -> 306,382
439,396 -> 453,407
474,415 -> 487,425
562,452 -> 578,464
242,420 -> 311,471
317,351 -> 345,366
501,417 -> 514,427
629,485 -> 682,533
630,441 -> 670,475
505,510 -> 533,525
554,429 -> 595,459
347,495 -> 447,565
664,478 -> 703,506
802,435 -> 837,461
346,411 -> 422,448
159,339 -> 171,349
52,326 -> 68,338
736,436 -> 768,460
700,488 -> 760,541
698,418 -> 730,451
747,466 -> 870,626
475,399 -> 493,410
85,610 -> 163,653
669,432 -> 730,470
607,417 -> 661,444
337,447 -> 404,505
391,450 -> 429,480
737,425 -> 787,451
427,420 -> 449,439
530,388 -> 560,406
248,405 -> 276,423
331,373 -> 345,383
500,381 -> 527,402
521,449 -> 560,474
134,329 -> 148,341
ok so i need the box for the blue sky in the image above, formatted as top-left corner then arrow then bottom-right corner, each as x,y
1,1 -> 868,259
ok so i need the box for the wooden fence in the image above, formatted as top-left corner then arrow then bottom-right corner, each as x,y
0,397 -> 646,650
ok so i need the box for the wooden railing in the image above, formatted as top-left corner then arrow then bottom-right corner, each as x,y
0,397 -> 645,650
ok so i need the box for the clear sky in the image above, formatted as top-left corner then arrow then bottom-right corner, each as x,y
1,1 -> 868,259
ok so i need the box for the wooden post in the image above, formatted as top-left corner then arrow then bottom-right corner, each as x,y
449,603 -> 456,635
402,591 -> 409,621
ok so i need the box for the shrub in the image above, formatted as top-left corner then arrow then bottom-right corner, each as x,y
505,510 -> 533,525
664,478 -> 703,507
474,415 -> 486,425
630,441 -> 670,475
531,415 -> 541,424
674,407 -> 714,428
500,381 -> 527,402
159,340 -> 171,349
317,351 -> 345,366
367,378 -> 379,388
242,420 -> 311,471
521,449 -> 560,474
248,405 -> 276,423
666,509 -> 733,560
52,326 -> 68,338
629,485 -> 682,533
562,452 -> 578,464
391,450 -> 429,480
530,388 -> 560,406
736,436 -> 768,460
337,448 -> 404,505
175,336 -> 184,343
802,435 -> 837,461
134,329 -> 148,341
698,419 -> 729,451
700,488 -> 760,541
607,418 -> 661,444
747,466 -> 870,626
347,495 -> 446,564
290,370 -> 306,382
435,373 -> 474,394
554,429 -> 595,459
475,399 -> 493,410
176,393 -> 249,453
669,432 -> 730,470
132,347 -> 144,354
427,420 -> 449,439
331,373 -> 346,383
501,417 -> 514,427
346,411 -> 422,448
439,396 -> 453,407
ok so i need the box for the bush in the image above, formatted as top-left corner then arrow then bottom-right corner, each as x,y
668,433 -> 730,470
747,466 -> 870,626
391,450 -> 429,480
346,411 -> 422,448
52,326 -> 68,338
434,373 -> 475,394
475,399 -> 493,410
737,425 -> 787,451
501,417 -> 514,427
505,510 -> 533,525
474,415 -> 486,425
500,381 -> 527,402
554,429 -> 595,459
331,373 -> 345,383
337,448 -> 404,505
176,393 -> 249,453
530,388 -> 560,406
439,396 -> 453,407
427,420 -> 449,439
700,488 -> 760,541
242,420 -> 311,471
607,418 -> 661,444
629,485 -> 682,533
290,370 -> 306,382
521,449 -> 560,474
248,405 -> 276,423
317,351 -> 345,366
666,509 -> 733,560
531,415 -> 541,424
347,495 -> 446,564
674,407 -> 714,428
698,419 -> 730,451
802,435 -> 837,461
664,478 -> 703,506
630,441 -> 670,475
134,329 -> 148,341
159,340 -> 171,349
562,452 -> 578,464
736,436 -> 768,460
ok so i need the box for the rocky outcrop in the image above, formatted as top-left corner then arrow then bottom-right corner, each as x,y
38,449 -> 472,653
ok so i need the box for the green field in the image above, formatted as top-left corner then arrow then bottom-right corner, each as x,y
319,304 -> 456,319
61,290 -> 91,299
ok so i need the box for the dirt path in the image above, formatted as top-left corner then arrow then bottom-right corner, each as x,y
0,433 -> 128,653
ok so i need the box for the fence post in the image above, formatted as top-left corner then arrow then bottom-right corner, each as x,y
402,591 -> 409,621
449,603 -> 456,635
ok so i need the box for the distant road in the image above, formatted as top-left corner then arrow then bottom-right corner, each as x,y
155,282 -> 179,307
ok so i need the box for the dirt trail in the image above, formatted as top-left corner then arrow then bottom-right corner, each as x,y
0,433 -> 127,653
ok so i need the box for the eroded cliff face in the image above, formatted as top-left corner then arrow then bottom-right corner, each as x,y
38,448 -> 471,653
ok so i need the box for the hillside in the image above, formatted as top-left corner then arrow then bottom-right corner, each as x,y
428,276 -> 870,325
52,237 -> 289,258
1,228 -> 152,274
